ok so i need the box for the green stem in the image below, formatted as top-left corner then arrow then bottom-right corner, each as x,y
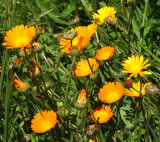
146,95 -> 151,142
64,56 -> 76,113
76,110 -> 80,142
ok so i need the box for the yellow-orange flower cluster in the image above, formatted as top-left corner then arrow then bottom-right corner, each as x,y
93,6 -> 116,25
31,110 -> 57,133
89,104 -> 114,124
95,46 -> 115,61
73,58 -> 99,77
99,82 -> 124,103
121,55 -> 151,78
2,25 -> 43,50
124,81 -> 150,97
60,23 -> 97,53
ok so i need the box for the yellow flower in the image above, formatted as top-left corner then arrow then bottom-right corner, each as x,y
73,58 -> 99,77
121,55 -> 152,78
0,66 -> 2,72
99,82 -> 124,103
14,78 -> 29,92
31,110 -> 57,133
95,46 -> 115,61
2,25 -> 37,50
89,104 -> 114,124
60,23 -> 97,53
93,6 -> 116,25
125,81 -> 151,97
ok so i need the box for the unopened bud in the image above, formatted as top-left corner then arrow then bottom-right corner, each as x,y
35,27 -> 43,36
57,106 -> 69,118
32,42 -> 43,52
104,17 -> 117,25
124,79 -> 133,89
90,72 -> 97,81
145,85 -> 159,95
63,31 -> 77,40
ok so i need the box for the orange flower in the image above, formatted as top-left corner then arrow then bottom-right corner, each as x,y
0,66 -> 2,72
14,78 -> 29,92
124,81 -> 151,97
29,59 -> 40,78
99,82 -> 124,103
95,46 -> 115,61
2,25 -> 36,50
73,58 -> 99,77
16,58 -> 22,66
121,55 -> 151,78
31,110 -> 57,133
74,89 -> 87,108
60,23 -> 97,53
89,104 -> 114,124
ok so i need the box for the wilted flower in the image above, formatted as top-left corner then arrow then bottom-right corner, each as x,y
31,110 -> 57,133
86,124 -> 100,136
145,84 -> 159,95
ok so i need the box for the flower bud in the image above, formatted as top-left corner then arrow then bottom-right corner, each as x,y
63,31 -> 77,40
74,89 -> 87,109
57,106 -> 69,118
126,123 -> 135,130
32,42 -> 44,52
86,124 -> 100,136
90,72 -> 97,81
145,85 -> 159,95
104,17 -> 117,25
124,79 -> 133,89
71,47 -> 79,56
35,27 -> 44,36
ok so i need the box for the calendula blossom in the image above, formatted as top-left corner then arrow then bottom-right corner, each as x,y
60,23 -> 97,53
73,58 -> 99,77
95,46 -> 115,61
93,6 -> 116,25
14,78 -> 30,92
99,82 -> 124,103
124,81 -> 151,97
89,104 -> 114,124
31,110 -> 57,133
0,66 -> 2,72
121,55 -> 152,78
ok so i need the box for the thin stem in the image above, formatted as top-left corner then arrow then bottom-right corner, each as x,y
94,26 -> 108,56
83,51 -> 93,73
64,56 -> 76,113
146,95 -> 151,142
123,0 -> 127,38
76,110 -> 80,142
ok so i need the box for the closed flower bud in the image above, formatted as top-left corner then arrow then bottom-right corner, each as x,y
86,124 -> 100,136
35,27 -> 44,36
74,89 -> 87,109
145,85 -> 159,95
63,31 -> 77,40
32,42 -> 44,52
57,106 -> 69,118
124,79 -> 133,89
90,72 -> 97,81
126,123 -> 135,130
104,17 -> 117,25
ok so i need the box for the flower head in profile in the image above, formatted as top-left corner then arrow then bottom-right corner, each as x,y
31,110 -> 57,133
89,104 -> 114,124
0,66 -> 2,72
95,46 -> 115,61
60,23 -> 97,53
14,78 -> 30,92
93,6 -> 116,25
99,82 -> 124,103
121,55 -> 152,78
2,25 -> 37,50
74,89 -> 87,108
73,58 -> 99,77
124,81 -> 150,97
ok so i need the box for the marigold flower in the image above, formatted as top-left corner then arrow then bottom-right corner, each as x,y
93,6 -> 116,25
89,104 -> 114,124
2,25 -> 37,50
124,81 -> 150,97
31,110 -> 57,133
73,58 -> 99,77
95,46 -> 115,61
99,82 -> 124,103
16,58 -> 22,67
0,66 -> 2,72
60,23 -> 97,53
74,89 -> 87,108
14,78 -> 29,92
121,55 -> 152,78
